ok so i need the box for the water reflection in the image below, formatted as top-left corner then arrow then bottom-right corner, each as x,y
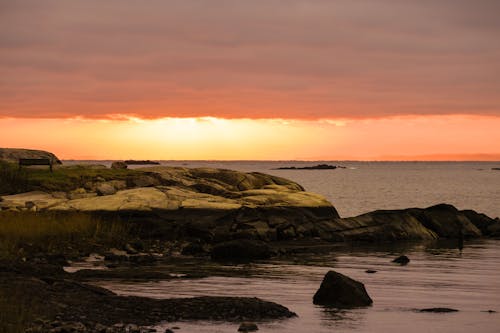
319,307 -> 367,330
96,239 -> 500,333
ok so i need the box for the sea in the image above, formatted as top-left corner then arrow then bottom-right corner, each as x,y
69,160 -> 500,332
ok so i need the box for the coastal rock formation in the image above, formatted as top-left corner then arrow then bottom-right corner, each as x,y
0,166 -> 339,242
1,164 -> 499,244
313,270 -> 373,307
0,148 -> 62,164
0,262 -> 296,331
328,204 -> 495,242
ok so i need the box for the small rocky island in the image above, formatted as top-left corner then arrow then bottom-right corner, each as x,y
1,148 -> 499,332
274,164 -> 339,170
124,160 -> 161,165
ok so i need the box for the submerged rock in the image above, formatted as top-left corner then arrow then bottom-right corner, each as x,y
238,322 -> 259,332
392,255 -> 410,265
419,307 -> 459,313
313,270 -> 373,308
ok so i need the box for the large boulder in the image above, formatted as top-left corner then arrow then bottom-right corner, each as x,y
313,271 -> 373,307
0,148 -> 62,164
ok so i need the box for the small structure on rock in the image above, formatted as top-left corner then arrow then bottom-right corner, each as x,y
313,270 -> 373,307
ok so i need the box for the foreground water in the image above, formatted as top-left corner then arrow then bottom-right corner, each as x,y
97,239 -> 500,333
68,160 -> 500,331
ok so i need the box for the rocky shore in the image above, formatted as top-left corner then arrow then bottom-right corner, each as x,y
1,149 -> 500,332
1,261 -> 295,333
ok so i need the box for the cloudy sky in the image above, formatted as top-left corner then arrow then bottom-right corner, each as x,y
1,0 -> 499,159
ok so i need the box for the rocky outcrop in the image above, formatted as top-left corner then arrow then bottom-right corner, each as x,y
328,204 -> 498,242
313,270 -> 373,307
0,262 -> 296,331
1,164 -> 498,244
0,166 -> 339,242
0,148 -> 62,164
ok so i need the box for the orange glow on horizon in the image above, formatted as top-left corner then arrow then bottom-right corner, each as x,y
1,115 -> 500,161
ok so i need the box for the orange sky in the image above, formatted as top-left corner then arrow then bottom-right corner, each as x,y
1,115 -> 499,160
1,1 -> 500,160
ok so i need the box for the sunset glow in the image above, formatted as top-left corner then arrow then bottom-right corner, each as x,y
1,115 -> 499,161
1,1 -> 500,160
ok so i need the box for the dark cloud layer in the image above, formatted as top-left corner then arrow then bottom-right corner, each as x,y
1,0 -> 499,119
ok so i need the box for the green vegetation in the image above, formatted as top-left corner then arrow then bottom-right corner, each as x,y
0,211 -> 130,260
0,161 -> 144,195
0,161 -> 29,194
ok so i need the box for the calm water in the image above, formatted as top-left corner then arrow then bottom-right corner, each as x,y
97,240 -> 500,333
68,160 -> 500,332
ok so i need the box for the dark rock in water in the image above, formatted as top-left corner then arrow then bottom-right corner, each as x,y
211,239 -> 272,261
419,307 -> 459,313
111,161 -> 128,169
392,255 -> 410,265
481,310 -> 497,313
365,269 -> 377,274
313,270 -> 373,307
238,321 -> 259,332
124,160 -> 160,165
275,164 -> 337,170
492,167 -> 500,170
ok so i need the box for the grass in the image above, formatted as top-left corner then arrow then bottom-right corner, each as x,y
0,161 -> 145,195
0,285 -> 47,333
0,211 -> 131,260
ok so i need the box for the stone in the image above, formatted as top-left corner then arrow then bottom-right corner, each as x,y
365,269 -> 377,274
419,307 -> 459,313
211,239 -> 272,261
111,161 -> 128,169
392,255 -> 410,265
96,183 -> 117,196
238,321 -> 259,332
313,270 -> 373,307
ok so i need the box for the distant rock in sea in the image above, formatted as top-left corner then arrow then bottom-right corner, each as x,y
124,160 -> 160,165
492,168 -> 500,170
275,164 -> 338,170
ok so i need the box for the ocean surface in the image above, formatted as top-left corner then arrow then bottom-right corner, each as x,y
68,160 -> 500,332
